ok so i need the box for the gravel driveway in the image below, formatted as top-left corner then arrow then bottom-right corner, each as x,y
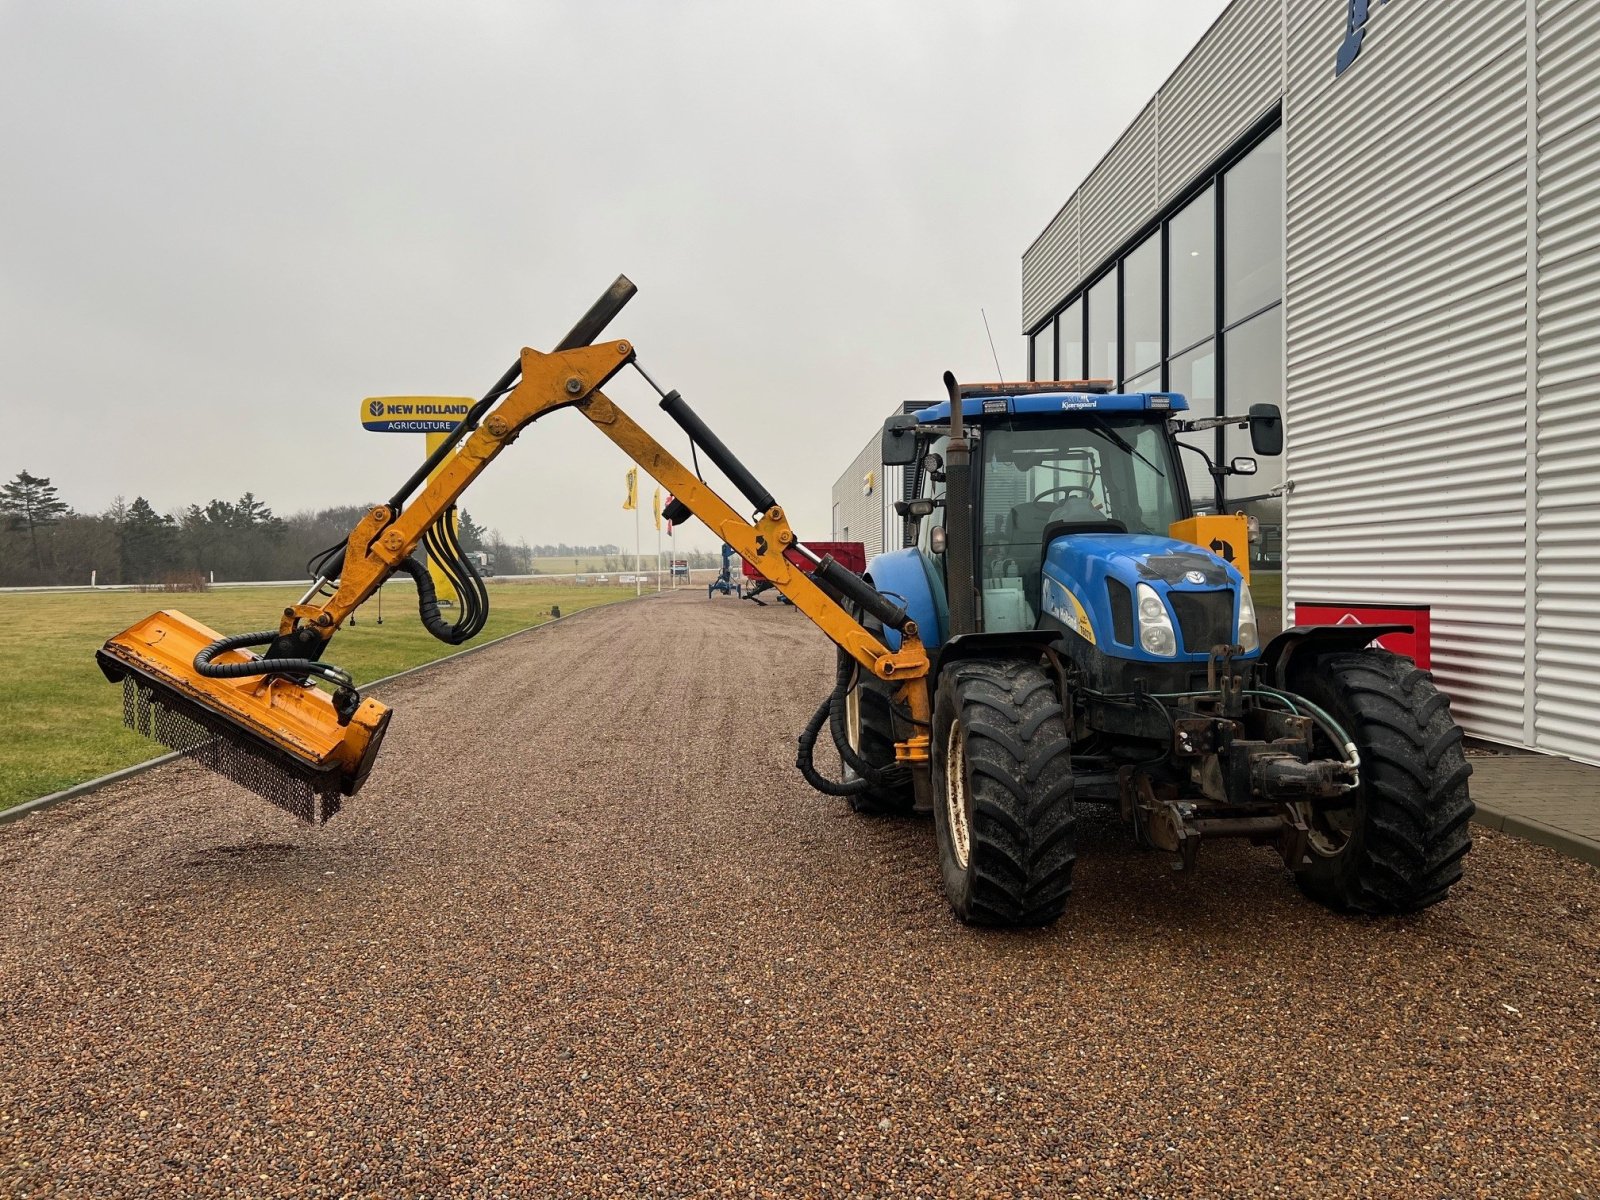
2,592 -> 1597,1197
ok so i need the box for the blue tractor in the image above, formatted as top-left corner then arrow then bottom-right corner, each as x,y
817,375 -> 1473,926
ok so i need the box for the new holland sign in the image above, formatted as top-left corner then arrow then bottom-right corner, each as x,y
359,396 -> 473,433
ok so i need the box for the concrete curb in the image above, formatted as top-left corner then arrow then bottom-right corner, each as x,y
0,597 -> 651,827
1472,802 -> 1600,869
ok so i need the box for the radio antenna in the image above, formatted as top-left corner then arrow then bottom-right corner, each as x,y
980,308 -> 1005,381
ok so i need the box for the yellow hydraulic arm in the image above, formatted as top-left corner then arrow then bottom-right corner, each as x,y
97,277 -> 931,819
302,337 -> 929,687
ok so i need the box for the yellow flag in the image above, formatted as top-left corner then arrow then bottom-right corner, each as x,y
622,467 -> 637,511
653,487 -> 662,531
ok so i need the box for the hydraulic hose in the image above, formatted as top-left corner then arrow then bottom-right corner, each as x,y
421,509 -> 489,643
828,649 -> 908,789
193,630 -> 353,688
795,649 -> 910,797
394,555 -> 478,646
795,696 -> 869,797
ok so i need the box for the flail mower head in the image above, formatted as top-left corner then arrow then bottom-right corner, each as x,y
97,610 -> 390,824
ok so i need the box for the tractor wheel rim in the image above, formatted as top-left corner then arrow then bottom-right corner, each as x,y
944,719 -> 971,870
1307,797 -> 1358,857
844,685 -> 862,757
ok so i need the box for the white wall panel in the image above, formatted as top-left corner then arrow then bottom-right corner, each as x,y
1021,197 -> 1079,330
831,433 -> 886,554
1157,0 -> 1281,200
1283,0 -> 1532,744
1079,100 -> 1160,270
1533,0 -> 1600,764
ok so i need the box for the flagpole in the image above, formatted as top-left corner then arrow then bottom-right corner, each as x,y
634,501 -> 641,597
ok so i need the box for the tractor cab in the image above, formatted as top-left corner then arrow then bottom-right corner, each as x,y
974,407 -> 1188,633
878,382 -> 1284,681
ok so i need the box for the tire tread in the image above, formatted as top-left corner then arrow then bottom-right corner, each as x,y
946,659 -> 1076,926
1297,650 -> 1474,915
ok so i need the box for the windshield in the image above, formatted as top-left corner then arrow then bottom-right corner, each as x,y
977,417 -> 1185,629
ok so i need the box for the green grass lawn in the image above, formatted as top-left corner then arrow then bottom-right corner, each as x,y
0,580 -> 635,810
1251,568 -> 1282,611
527,555 -> 614,574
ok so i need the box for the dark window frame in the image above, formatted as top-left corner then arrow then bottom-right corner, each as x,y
1023,105 -> 1282,504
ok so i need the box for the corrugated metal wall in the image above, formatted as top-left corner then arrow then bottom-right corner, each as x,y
831,412 -> 915,558
831,435 -> 884,551
1022,198 -> 1080,332
1018,0 -> 1598,762
1533,0 -> 1600,764
1020,0 -> 1280,327
1080,100 -> 1160,269
1155,0 -> 1282,202
1283,0 -> 1533,746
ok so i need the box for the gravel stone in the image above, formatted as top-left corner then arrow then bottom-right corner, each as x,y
2,593 -> 1597,1197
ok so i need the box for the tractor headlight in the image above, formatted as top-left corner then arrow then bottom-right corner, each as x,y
1237,583 -> 1259,653
1135,583 -> 1177,657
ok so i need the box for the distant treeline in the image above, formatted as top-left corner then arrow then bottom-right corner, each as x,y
0,469 -> 633,587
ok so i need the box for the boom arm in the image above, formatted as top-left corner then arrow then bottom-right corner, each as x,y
288,339 -> 930,688
96,278 -> 933,821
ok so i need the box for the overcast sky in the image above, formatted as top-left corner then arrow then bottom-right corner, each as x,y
1,0 -> 1227,554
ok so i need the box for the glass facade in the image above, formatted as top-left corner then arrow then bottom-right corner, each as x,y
1031,325 -> 1054,381
1168,340 -> 1218,509
1223,127 -> 1284,325
1167,185 -> 1214,354
1058,298 -> 1083,380
1122,234 -> 1161,381
1087,272 -> 1117,381
1026,121 -> 1284,569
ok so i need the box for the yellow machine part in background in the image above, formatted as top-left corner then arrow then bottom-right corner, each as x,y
1169,514 -> 1251,585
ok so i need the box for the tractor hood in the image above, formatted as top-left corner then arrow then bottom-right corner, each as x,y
1041,533 -> 1255,662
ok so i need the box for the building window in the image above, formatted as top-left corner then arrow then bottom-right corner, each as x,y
1122,233 -> 1161,384
1024,116 -> 1284,557
1167,185 -> 1215,355
1087,270 -> 1117,381
1223,126 -> 1284,325
1058,298 -> 1084,380
1031,325 -> 1054,381
1125,364 -> 1161,393
1168,340 -> 1218,509
1222,307 -> 1284,567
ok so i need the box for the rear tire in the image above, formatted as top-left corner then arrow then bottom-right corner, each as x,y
1293,650 -> 1474,915
842,673 -> 916,815
931,658 -> 1076,926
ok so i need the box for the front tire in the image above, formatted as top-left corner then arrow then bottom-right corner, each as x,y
931,658 -> 1076,926
1293,650 -> 1474,914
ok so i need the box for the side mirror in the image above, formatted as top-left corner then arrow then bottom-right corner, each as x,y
1248,403 -> 1283,456
881,415 -> 919,466
1229,456 -> 1258,476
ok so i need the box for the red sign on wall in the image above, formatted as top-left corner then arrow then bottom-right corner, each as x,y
1294,602 -> 1432,669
